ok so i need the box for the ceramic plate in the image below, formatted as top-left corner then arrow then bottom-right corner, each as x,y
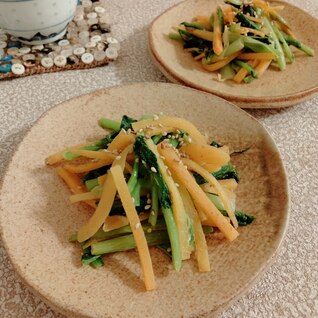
0,83 -> 289,317
149,0 -> 318,108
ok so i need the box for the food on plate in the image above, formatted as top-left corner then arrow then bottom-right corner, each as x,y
168,0 -> 315,83
46,114 -> 254,290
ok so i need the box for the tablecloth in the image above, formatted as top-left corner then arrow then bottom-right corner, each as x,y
0,0 -> 317,317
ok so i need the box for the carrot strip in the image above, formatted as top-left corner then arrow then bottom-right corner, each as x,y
233,59 -> 259,84
213,10 -> 223,55
63,160 -> 112,173
77,145 -> 133,243
179,143 -> 230,166
147,140 -> 193,260
110,165 -> 156,291
182,158 -> 238,228
179,184 -> 211,272
70,192 -> 98,203
202,52 -> 240,72
56,167 -> 96,208
255,59 -> 272,78
46,142 -> 97,165
107,130 -> 135,152
132,116 -> 207,144
194,52 -> 206,60
193,15 -> 212,30
238,52 -> 276,60
157,144 -> 238,241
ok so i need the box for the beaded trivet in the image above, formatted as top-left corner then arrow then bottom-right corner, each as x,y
0,0 -> 120,80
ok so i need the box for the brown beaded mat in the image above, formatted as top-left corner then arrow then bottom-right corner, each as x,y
0,0 -> 119,80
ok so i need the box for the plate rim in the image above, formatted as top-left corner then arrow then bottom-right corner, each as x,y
148,0 -> 318,108
0,82 -> 290,317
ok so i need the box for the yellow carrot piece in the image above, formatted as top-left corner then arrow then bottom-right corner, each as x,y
179,184 -> 210,272
194,52 -> 206,61
56,167 -> 96,208
189,29 -> 214,41
158,144 -> 238,241
218,179 -> 238,191
182,158 -> 238,229
110,165 -> 156,291
255,59 -> 272,78
202,52 -> 240,72
233,59 -> 259,84
63,160 -> 112,173
69,149 -> 117,161
143,126 -> 177,138
213,9 -> 223,55
107,130 -> 135,152
70,192 -> 98,203
200,163 -> 221,173
193,15 -> 212,30
180,143 -> 230,166
147,140 -> 193,260
103,215 -> 129,232
238,52 -> 276,60
132,116 -> 207,144
45,142 -> 97,165
245,15 -> 263,23
77,145 -> 133,243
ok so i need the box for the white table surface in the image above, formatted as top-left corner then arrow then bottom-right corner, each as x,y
0,0 -> 317,317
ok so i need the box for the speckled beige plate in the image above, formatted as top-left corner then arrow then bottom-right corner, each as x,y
149,0 -> 318,108
0,83 -> 289,318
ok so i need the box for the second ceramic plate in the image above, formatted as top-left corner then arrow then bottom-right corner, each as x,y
149,0 -> 318,108
0,83 -> 289,317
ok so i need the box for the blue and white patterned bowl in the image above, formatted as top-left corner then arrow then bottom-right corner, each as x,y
0,0 -> 78,44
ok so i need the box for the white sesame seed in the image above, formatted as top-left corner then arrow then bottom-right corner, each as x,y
147,198 -> 152,204
144,204 -> 151,210
121,128 -> 127,134
127,128 -> 132,134
132,197 -> 135,203
150,167 -> 157,173
116,155 -> 122,160
171,135 -> 176,139
153,114 -> 159,120
151,210 -> 155,215
147,228 -> 152,233
158,123 -> 163,128
176,129 -> 181,134
135,223 -> 141,230
175,183 -> 179,187
160,155 -> 165,160
166,168 -> 172,176
162,132 -> 167,136
188,137 -> 192,143
139,128 -> 143,133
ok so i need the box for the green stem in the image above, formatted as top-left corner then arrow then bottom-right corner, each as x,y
131,181 -> 141,206
98,118 -> 121,131
283,33 -> 315,57
127,159 -> 139,193
263,16 -> 286,70
162,207 -> 182,272
234,60 -> 258,77
91,231 -> 170,255
148,185 -> 159,226
273,23 -> 295,63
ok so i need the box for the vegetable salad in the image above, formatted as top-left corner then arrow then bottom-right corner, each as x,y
169,0 -> 315,84
46,114 -> 254,290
